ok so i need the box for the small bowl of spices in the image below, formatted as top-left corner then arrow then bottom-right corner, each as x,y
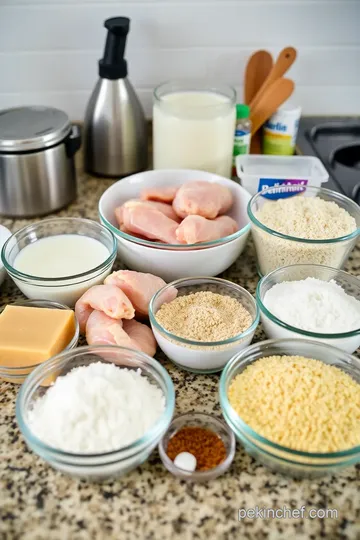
158,412 -> 235,481
149,277 -> 259,373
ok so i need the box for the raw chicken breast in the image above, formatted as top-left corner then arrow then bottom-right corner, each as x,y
115,199 -> 180,225
75,284 -> 135,333
86,311 -> 156,357
104,270 -> 166,316
119,224 -> 149,240
122,319 -> 157,357
140,185 -> 179,203
176,215 -> 238,244
173,181 -> 233,219
121,202 -> 179,244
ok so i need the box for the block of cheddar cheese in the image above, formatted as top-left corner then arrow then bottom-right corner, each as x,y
0,305 -> 76,368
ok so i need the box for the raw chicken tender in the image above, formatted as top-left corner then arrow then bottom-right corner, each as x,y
115,199 -> 179,225
105,270 -> 166,316
121,203 -> 179,244
176,215 -> 238,244
173,181 -> 233,219
86,311 -> 156,357
140,185 -> 179,203
75,284 -> 135,333
122,319 -> 157,357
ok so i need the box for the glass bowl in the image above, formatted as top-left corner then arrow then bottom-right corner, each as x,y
1,217 -> 117,307
149,277 -> 259,373
248,185 -> 360,276
0,299 -> 79,384
219,338 -> 360,478
256,264 -> 360,354
16,345 -> 175,481
158,412 -> 235,482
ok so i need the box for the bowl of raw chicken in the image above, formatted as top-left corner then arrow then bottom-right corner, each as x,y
98,170 -> 251,281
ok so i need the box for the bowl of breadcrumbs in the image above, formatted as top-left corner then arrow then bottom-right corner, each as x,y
248,185 -> 360,276
220,337 -> 360,478
149,277 -> 259,373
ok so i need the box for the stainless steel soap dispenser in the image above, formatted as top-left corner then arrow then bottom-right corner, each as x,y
84,17 -> 148,177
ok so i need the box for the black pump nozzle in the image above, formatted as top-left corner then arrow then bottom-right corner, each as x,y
99,17 -> 130,79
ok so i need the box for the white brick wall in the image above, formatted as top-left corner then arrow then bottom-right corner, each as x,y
0,0 -> 359,121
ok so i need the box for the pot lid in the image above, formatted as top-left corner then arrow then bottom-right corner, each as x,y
0,106 -> 72,152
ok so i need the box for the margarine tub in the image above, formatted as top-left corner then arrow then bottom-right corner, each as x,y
235,155 -> 329,197
263,105 -> 302,155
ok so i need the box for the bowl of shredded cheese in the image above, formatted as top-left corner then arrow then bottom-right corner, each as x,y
149,277 -> 259,373
219,338 -> 360,478
248,185 -> 360,277
256,264 -> 360,353
16,345 -> 175,481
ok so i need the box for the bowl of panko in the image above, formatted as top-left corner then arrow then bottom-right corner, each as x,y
219,338 -> 360,478
98,169 -> 251,281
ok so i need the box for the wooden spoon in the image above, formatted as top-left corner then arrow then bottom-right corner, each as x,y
250,78 -> 295,135
250,46 -> 297,111
244,50 -> 273,105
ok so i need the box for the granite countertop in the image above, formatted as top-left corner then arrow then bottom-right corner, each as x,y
0,155 -> 359,540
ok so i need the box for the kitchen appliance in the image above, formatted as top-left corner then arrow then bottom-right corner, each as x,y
0,106 -> 81,218
83,17 -> 148,177
297,116 -> 360,203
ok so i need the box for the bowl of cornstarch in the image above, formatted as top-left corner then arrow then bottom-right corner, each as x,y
220,338 -> 360,478
16,345 -> 175,481
149,277 -> 259,373
256,264 -> 360,353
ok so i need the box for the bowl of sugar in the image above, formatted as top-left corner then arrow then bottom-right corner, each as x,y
16,345 -> 175,481
256,264 -> 360,354
1,218 -> 117,307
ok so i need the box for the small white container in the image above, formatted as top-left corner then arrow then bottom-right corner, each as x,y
263,105 -> 302,155
256,264 -> 360,354
236,155 -> 329,196
149,277 -> 259,373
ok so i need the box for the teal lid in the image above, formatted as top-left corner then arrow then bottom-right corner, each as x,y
236,104 -> 250,119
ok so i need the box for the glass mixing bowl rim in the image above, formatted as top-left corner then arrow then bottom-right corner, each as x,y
247,185 -> 360,244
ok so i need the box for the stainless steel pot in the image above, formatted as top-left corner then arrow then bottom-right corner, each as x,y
0,106 -> 81,217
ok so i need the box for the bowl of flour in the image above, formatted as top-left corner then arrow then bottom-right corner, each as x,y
256,264 -> 360,353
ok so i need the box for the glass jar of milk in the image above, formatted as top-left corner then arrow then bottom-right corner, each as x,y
153,81 -> 236,177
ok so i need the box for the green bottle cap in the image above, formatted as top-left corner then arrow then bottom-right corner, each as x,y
236,104 -> 250,119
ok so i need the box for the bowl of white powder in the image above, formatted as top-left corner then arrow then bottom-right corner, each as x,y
248,185 -> 360,276
256,264 -> 360,353
16,345 -> 175,481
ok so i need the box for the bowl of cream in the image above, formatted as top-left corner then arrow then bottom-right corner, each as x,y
1,218 -> 117,307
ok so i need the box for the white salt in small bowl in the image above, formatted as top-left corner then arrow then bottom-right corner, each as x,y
149,277 -> 259,373
256,264 -> 360,354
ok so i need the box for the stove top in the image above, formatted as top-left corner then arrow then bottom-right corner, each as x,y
297,116 -> 360,203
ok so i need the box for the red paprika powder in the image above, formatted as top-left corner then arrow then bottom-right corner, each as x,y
166,426 -> 227,471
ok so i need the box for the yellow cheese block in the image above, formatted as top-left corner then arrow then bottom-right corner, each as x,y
0,305 -> 76,368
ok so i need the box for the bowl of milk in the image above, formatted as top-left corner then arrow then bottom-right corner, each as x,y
0,225 -> 12,287
1,218 -> 117,307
